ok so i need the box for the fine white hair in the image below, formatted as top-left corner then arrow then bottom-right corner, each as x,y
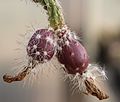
64,64 -> 107,94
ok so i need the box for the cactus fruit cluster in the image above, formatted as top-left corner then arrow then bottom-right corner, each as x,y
3,0 -> 109,100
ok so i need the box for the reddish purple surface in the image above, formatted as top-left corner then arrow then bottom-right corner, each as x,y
27,29 -> 55,62
57,35 -> 89,74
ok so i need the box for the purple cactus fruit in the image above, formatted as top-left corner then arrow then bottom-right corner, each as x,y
57,32 -> 89,74
27,29 -> 55,63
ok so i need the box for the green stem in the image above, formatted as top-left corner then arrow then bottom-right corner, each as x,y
33,0 -> 65,30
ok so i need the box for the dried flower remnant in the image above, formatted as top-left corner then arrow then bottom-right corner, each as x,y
85,79 -> 109,100
3,60 -> 37,83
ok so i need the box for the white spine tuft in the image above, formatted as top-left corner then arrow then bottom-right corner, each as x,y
64,64 -> 107,94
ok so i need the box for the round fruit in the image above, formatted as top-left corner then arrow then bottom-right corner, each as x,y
27,29 -> 55,63
57,32 -> 89,74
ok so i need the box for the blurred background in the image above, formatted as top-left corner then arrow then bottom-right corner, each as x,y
0,0 -> 120,102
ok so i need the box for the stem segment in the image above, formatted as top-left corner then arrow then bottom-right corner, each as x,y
33,0 -> 65,30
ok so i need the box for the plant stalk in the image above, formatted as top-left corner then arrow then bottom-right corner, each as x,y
33,0 -> 65,30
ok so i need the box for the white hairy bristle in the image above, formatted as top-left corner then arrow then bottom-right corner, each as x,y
64,64 -> 107,94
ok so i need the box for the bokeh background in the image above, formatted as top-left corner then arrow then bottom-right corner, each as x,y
0,0 -> 120,102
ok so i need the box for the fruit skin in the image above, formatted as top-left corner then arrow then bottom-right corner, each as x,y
57,32 -> 89,74
27,29 -> 55,63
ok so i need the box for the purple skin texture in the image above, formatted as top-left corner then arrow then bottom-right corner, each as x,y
27,29 -> 55,63
57,34 -> 89,74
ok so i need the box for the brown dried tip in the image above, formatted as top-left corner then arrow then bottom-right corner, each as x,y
3,67 -> 30,83
85,79 -> 109,100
